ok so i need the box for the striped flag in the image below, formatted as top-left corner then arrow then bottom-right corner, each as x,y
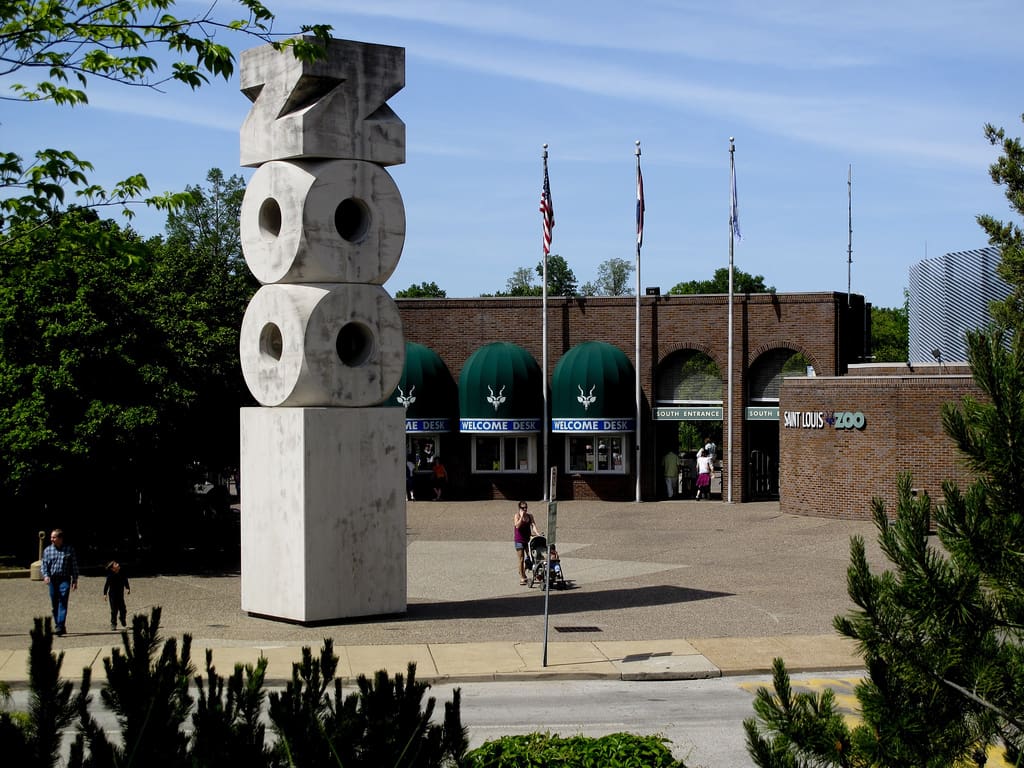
540,158 -> 554,255
730,160 -> 741,241
636,160 -> 645,247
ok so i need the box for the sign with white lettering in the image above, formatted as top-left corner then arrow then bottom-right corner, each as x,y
405,418 -> 451,433
551,417 -> 636,432
459,418 -> 541,432
745,407 -> 779,421
783,410 -> 867,430
653,407 -> 723,421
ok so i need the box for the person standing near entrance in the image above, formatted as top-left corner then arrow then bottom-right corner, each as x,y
703,436 -> 717,463
662,448 -> 680,498
41,528 -> 79,636
695,449 -> 713,500
432,456 -> 448,500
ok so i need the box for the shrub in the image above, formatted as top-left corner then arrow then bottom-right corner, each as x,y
466,731 -> 686,767
189,651 -> 271,767
69,606 -> 194,768
1,612 -> 690,768
267,646 -> 468,767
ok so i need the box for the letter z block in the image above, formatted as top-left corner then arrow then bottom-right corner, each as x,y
240,37 -> 405,167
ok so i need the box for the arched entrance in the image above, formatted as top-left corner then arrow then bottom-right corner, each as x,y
654,350 -> 722,499
747,348 -> 811,499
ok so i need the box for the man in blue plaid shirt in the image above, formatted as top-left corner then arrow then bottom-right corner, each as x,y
41,528 -> 79,636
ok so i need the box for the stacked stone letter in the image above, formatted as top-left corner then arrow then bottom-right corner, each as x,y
237,38 -> 407,622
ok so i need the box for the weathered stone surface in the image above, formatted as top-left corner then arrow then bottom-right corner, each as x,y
240,159 -> 405,285
239,283 -> 404,407
239,406 -> 407,622
240,37 -> 404,167
238,37 -> 407,624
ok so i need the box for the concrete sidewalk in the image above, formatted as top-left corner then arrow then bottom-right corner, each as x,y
0,499 -> 876,689
0,634 -> 861,689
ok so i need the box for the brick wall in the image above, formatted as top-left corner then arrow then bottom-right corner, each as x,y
397,292 -> 867,502
779,375 -> 980,520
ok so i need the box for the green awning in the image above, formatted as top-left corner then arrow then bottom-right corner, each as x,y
458,342 -> 542,432
385,342 -> 457,432
551,341 -> 636,432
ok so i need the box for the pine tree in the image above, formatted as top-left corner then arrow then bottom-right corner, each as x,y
745,114 -> 1024,767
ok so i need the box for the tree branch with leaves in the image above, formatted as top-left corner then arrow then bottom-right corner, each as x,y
0,0 -> 331,232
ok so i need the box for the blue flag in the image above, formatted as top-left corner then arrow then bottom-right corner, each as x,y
730,161 -> 741,241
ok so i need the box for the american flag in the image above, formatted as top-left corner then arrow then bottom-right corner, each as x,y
636,161 -> 645,247
540,159 -> 554,255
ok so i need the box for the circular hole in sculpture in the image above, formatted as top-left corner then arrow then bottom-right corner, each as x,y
336,321 -> 374,367
259,323 -> 283,361
259,198 -> 282,238
335,198 -> 369,243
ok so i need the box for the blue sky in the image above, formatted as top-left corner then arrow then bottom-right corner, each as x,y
5,0 -> 1023,308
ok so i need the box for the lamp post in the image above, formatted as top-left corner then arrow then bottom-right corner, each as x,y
30,530 -> 45,581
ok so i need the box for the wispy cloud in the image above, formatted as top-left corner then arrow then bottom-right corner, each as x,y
287,0 -> 1019,68
407,40 -> 989,168
78,87 -> 242,132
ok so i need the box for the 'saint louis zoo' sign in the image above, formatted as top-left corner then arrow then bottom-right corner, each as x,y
783,410 -> 866,430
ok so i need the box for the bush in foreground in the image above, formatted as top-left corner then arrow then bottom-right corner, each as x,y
2,612 -> 690,767
466,731 -> 687,767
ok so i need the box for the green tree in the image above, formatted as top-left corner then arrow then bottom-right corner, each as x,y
536,254 -> 578,297
490,255 -> 578,297
581,257 -> 634,296
871,291 -> 909,362
0,170 -> 257,557
0,210 -> 166,546
669,267 -> 774,295
0,1 -> 330,232
71,608 -> 195,768
745,115 -> 1024,768
146,169 -> 256,503
4,612 -> 469,768
979,115 -> 1024,329
500,266 -> 539,296
395,281 -> 447,298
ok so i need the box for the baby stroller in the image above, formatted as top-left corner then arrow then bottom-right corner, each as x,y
526,535 -> 566,590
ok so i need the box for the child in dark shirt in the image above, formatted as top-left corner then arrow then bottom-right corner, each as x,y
103,561 -> 131,630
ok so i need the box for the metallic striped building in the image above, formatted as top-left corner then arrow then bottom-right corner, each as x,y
908,247 -> 1008,363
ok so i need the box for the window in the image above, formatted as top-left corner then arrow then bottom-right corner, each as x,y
567,435 -> 628,474
656,350 -> 721,403
749,349 -> 809,402
472,436 -> 535,473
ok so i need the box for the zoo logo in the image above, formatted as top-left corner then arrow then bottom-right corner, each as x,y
825,410 -> 866,430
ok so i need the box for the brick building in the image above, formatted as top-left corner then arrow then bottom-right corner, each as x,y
779,362 -> 981,520
393,290 -> 878,505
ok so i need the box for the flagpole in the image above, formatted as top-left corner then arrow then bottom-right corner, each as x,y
634,140 -> 642,504
847,164 -> 852,309
727,137 -> 736,504
541,144 -> 550,501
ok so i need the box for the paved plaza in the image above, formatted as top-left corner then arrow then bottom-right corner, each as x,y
0,499 -> 883,685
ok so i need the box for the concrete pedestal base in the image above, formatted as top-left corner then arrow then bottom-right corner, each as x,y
240,406 -> 406,622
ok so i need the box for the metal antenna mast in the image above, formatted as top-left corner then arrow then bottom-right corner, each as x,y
847,164 -> 853,307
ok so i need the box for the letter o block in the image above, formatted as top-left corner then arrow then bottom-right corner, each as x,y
240,283 -> 404,407
240,159 -> 405,285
